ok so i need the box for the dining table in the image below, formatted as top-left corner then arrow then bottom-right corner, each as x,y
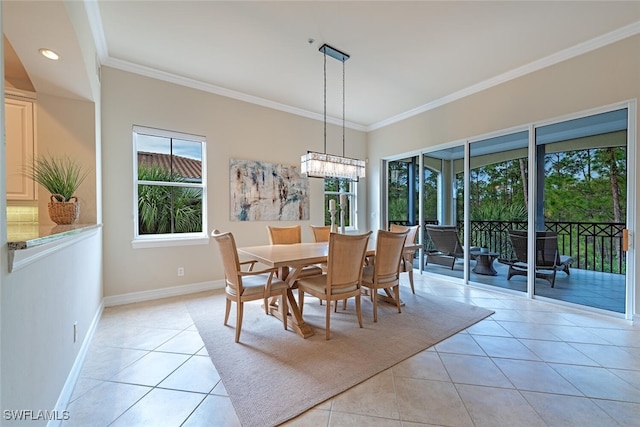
238,238 -> 421,339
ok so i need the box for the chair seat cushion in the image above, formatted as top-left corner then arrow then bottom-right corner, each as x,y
226,274 -> 288,297
559,255 -> 573,265
296,265 -> 324,278
361,265 -> 398,286
297,274 -> 358,295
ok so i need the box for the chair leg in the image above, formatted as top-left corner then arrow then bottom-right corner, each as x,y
403,256 -> 415,294
394,284 -> 401,314
372,287 -> 378,323
224,298 -> 231,326
408,268 -> 415,294
356,294 -> 363,328
281,290 -> 288,330
325,299 -> 331,340
235,302 -> 244,343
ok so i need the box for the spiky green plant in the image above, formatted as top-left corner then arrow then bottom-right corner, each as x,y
137,164 -> 202,234
26,155 -> 88,201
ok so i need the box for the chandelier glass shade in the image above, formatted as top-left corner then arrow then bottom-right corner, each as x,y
300,151 -> 366,181
301,43 -> 365,181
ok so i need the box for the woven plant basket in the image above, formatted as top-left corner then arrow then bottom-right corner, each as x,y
48,194 -> 80,225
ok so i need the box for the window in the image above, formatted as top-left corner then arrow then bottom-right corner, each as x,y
133,126 -> 207,247
324,178 -> 356,229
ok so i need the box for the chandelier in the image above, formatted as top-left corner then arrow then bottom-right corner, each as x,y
301,43 -> 366,181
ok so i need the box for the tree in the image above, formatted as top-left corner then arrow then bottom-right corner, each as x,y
138,164 -> 202,234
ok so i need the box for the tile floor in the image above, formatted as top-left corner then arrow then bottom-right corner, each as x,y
63,273 -> 640,426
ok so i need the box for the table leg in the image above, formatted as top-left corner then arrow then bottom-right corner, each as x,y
472,254 -> 498,276
377,287 -> 405,307
269,289 -> 314,338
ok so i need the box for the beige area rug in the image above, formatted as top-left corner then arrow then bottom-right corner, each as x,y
187,289 -> 493,427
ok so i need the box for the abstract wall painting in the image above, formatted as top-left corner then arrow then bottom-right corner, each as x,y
229,159 -> 310,221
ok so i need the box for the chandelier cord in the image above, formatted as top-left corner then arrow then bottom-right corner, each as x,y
342,55 -> 345,157
323,52 -> 327,155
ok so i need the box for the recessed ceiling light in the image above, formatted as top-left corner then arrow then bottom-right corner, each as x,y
39,48 -> 60,61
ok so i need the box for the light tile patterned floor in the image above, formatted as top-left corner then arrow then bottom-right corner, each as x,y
63,273 -> 640,426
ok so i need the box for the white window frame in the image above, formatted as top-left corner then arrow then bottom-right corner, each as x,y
324,178 -> 358,231
132,125 -> 208,248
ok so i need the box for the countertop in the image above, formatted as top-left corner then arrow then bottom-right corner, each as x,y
7,223 -> 101,250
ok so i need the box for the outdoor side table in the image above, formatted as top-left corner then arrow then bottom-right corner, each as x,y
470,250 -> 500,276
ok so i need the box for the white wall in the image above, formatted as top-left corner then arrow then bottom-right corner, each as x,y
367,34 -> 640,316
1,231 -> 102,425
100,67 -> 368,298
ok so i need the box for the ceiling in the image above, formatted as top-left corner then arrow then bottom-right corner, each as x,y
4,1 -> 640,131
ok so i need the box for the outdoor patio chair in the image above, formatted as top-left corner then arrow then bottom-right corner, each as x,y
500,230 -> 573,288
425,225 -> 465,270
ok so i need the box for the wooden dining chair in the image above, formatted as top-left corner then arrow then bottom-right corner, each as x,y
266,225 -> 323,280
297,231 -> 372,340
390,224 -> 420,294
267,225 -> 302,245
309,225 -> 331,242
362,229 -> 409,322
211,230 -> 289,343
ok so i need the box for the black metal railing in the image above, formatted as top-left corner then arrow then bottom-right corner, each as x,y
389,219 -> 626,274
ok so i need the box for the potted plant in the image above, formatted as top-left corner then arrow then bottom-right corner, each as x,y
26,154 -> 88,224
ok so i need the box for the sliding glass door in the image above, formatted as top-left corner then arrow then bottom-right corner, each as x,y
467,131 -> 529,290
533,108 -> 628,313
384,103 -> 633,316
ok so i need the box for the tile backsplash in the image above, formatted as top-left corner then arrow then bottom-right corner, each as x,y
6,206 -> 39,223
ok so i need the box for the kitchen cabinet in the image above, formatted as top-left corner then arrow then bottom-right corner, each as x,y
5,96 -> 36,201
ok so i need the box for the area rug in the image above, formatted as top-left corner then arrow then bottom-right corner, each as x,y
187,290 -> 493,427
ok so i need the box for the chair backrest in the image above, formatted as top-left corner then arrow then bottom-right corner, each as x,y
425,225 -> 462,254
509,230 -> 561,266
390,224 -> 419,244
267,225 -> 302,245
310,225 -> 331,242
211,229 -> 243,293
508,230 -> 528,263
374,229 -> 408,283
326,231 -> 372,293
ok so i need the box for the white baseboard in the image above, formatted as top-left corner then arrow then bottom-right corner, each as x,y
103,280 -> 225,307
47,302 -> 104,427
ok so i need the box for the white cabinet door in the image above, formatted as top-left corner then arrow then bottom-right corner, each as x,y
5,98 -> 35,200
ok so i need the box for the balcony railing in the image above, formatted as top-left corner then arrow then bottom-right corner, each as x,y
389,220 -> 626,274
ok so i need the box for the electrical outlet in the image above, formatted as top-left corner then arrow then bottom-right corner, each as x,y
177,267 -> 185,277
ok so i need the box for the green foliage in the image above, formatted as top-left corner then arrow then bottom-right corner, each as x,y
138,164 -> 202,234
470,201 -> 527,221
388,160 -> 439,223
26,154 -> 88,201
